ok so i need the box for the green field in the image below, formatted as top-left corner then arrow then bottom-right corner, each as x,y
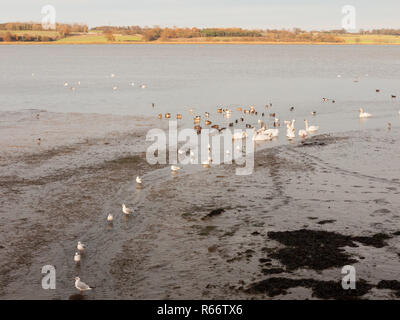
339,34 -> 400,44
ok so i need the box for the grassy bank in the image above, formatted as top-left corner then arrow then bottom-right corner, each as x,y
2,31 -> 400,45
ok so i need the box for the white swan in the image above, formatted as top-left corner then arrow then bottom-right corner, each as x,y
298,129 -> 308,139
359,108 -> 372,118
304,119 -> 319,132
122,203 -> 133,215
286,120 -> 296,139
252,128 -> 273,141
75,277 -> 92,293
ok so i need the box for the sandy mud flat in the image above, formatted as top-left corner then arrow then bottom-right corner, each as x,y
1,110 -> 399,299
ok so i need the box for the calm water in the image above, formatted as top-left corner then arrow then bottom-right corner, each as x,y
1,44 -> 399,136
1,45 -> 400,299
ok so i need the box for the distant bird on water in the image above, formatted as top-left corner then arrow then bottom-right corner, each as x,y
107,213 -> 113,222
136,176 -> 142,184
358,108 -> 372,118
37,138 -> 41,145
171,165 -> 180,172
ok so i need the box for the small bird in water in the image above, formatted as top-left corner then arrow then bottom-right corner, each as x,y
136,176 -> 142,184
107,213 -> 113,222
77,241 -> 85,252
74,277 -> 92,294
171,165 -> 180,172
74,252 -> 81,264
122,204 -> 133,215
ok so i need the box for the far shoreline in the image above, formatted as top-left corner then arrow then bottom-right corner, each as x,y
2,41 -> 400,45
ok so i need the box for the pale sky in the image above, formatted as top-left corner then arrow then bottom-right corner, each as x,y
1,0 -> 400,30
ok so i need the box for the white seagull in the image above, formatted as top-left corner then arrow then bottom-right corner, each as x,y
136,176 -> 142,184
74,252 -> 81,263
77,241 -> 85,252
171,165 -> 180,172
107,213 -> 113,222
122,203 -> 133,215
75,277 -> 92,294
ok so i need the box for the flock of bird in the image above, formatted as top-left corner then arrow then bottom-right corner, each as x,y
34,75 -> 399,295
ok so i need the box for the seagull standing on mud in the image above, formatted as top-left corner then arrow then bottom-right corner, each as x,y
77,241 -> 85,252
74,277 -> 92,294
74,252 -> 81,264
171,165 -> 180,172
107,213 -> 113,222
122,204 -> 133,215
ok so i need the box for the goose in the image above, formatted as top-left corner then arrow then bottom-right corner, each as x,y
107,213 -> 113,222
136,176 -> 142,184
74,252 -> 81,263
304,119 -> 319,132
232,131 -> 247,140
358,108 -> 372,118
171,165 -> 180,172
122,203 -> 133,215
77,241 -> 85,252
298,129 -> 308,139
74,277 -> 92,294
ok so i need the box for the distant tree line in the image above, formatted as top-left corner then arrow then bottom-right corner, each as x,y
0,22 -> 88,42
2,22 -> 400,42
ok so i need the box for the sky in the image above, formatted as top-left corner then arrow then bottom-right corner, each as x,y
1,0 -> 400,30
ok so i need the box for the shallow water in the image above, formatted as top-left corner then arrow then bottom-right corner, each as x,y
1,45 -> 400,299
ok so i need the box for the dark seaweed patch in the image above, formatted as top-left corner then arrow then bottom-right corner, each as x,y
267,229 -> 391,271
